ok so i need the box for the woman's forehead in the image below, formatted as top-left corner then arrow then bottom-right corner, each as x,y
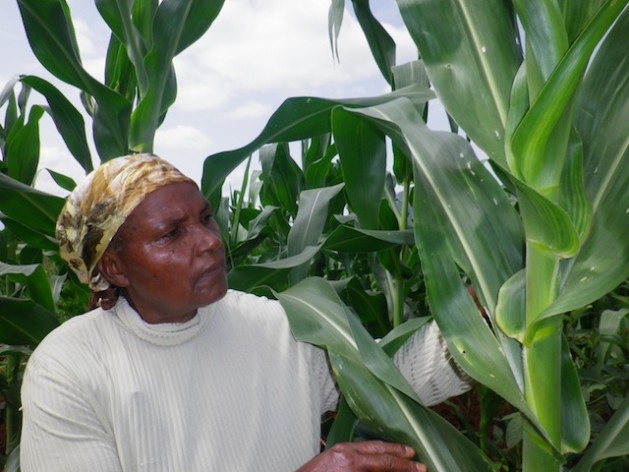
126,182 -> 207,224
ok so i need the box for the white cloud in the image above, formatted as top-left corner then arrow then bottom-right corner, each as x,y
174,0 -> 387,112
155,125 -> 213,152
227,101 -> 272,119
2,0 -> 420,191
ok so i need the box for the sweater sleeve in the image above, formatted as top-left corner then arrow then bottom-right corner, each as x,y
20,352 -> 122,472
393,320 -> 473,406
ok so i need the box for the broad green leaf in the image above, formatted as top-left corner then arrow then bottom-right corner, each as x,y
6,105 -> 43,185
540,7 -> 629,318
0,173 -> 64,236
556,129 -> 592,241
333,107 -> 386,229
378,317 -> 431,356
351,0 -> 396,85
563,0 -> 604,43
0,296 -> 59,347
325,396 -> 358,447
0,262 -> 55,313
512,179 -> 580,257
259,144 -> 304,219
304,142 -> 339,190
411,164 -> 530,410
131,0 -> 159,50
17,0 -> 132,160
174,0 -> 225,55
20,75 -> 93,172
559,336 -> 589,453
201,85 -> 434,198
332,351 -> 493,471
288,184 -> 345,283
495,269 -> 526,342
324,225 -> 414,253
276,277 -> 493,471
0,218 -> 58,252
327,101 -> 540,429
510,0 -> 628,189
96,0 -> 149,92
340,277 -> 391,337
288,184 -> 345,257
513,0 -> 568,89
397,0 -> 522,165
391,61 -> 429,185
245,205 -> 277,240
46,168 -> 77,192
572,394 -> 629,471
104,33 -> 139,102
340,98 -> 523,311
228,245 -> 321,292
129,0 -> 225,151
17,0 -> 84,87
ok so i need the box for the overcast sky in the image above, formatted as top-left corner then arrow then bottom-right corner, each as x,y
1,0 -> 418,196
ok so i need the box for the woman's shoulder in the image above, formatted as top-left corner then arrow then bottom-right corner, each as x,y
29,308 -> 115,365
215,289 -> 285,319
209,289 -> 294,338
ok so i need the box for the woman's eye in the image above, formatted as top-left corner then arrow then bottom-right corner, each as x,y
160,226 -> 182,240
201,213 -> 213,226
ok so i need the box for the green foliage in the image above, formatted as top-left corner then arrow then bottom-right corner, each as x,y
0,0 -> 627,470
202,1 -> 628,470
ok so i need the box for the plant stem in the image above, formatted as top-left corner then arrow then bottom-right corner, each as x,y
231,154 -> 252,247
522,246 -> 562,471
392,179 -> 411,328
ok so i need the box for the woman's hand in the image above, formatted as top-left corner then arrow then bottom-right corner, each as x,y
297,440 -> 427,471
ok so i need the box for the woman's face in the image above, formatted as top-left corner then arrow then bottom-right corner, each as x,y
104,182 -> 227,323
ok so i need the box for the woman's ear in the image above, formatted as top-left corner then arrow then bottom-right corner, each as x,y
97,251 -> 130,288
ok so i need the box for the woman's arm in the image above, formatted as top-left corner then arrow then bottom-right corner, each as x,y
393,321 -> 473,406
20,354 -> 122,472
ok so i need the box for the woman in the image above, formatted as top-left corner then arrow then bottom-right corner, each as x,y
20,154 -> 471,471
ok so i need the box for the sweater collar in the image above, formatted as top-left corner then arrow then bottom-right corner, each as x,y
112,297 -> 209,346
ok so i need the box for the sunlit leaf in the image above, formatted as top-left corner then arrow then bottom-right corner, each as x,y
0,262 -> 55,313
0,173 -> 64,235
323,225 -> 414,253
510,0 -> 628,189
5,105 -> 43,185
397,0 -> 522,164
201,85 -> 434,199
540,6 -> 629,319
276,277 -> 493,471
559,336 -> 589,453
20,75 -> 92,172
351,0 -> 396,85
333,108 -> 386,230
17,0 -> 132,160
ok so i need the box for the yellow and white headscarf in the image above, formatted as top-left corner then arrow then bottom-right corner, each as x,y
56,154 -> 194,291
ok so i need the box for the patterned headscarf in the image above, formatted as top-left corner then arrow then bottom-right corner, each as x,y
56,153 -> 195,291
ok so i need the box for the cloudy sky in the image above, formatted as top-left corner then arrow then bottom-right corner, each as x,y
0,0 -> 418,195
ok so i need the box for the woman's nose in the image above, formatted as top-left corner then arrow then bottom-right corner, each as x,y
194,222 -> 223,253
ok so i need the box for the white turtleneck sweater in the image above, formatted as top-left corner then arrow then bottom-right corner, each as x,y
20,290 -> 470,472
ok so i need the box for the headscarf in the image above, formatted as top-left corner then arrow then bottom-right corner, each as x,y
56,153 -> 195,291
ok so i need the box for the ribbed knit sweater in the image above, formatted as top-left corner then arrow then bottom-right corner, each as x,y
20,290 -> 470,471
